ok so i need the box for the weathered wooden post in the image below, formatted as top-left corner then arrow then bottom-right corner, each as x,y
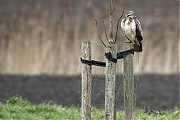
81,41 -> 92,120
105,0 -> 117,119
123,42 -> 134,120
105,44 -> 117,120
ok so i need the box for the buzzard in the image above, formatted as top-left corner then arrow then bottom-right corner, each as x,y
121,11 -> 143,52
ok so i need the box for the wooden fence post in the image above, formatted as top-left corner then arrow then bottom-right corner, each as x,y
123,42 -> 134,120
105,43 -> 117,120
81,41 -> 92,120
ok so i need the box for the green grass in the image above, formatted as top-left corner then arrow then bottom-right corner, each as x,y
0,96 -> 179,120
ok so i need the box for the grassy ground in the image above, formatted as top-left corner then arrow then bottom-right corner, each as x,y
0,96 -> 179,120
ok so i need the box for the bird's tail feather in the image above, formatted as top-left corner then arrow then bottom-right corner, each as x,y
134,41 -> 142,52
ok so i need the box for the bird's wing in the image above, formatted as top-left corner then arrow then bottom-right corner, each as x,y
121,18 -> 126,33
135,19 -> 143,41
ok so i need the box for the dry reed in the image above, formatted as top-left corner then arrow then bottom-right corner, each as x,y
0,0 -> 179,75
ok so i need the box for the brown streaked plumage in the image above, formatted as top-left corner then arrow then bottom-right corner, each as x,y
121,11 -> 143,52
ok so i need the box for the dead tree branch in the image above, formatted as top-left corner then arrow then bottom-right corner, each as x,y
92,90 -> 104,105
103,21 -> 109,42
110,6 -> 115,14
95,19 -> 106,47
114,8 -> 125,43
115,83 -> 121,92
115,94 -> 121,108
109,0 -> 114,43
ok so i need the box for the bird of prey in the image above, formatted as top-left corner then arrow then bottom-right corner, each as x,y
121,11 -> 143,52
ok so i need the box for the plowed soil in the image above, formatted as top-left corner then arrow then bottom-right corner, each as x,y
0,74 -> 179,111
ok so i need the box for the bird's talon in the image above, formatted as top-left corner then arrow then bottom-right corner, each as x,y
126,40 -> 131,43
132,40 -> 135,44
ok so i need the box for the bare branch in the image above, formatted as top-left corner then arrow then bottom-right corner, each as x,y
115,83 -> 121,107
115,94 -> 121,108
109,0 -> 114,43
115,83 -> 121,92
95,19 -> 106,48
103,21 -> 109,42
114,8 -> 125,43
110,5 -> 115,15
92,90 -> 104,105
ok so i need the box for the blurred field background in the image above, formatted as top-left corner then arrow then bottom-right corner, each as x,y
0,0 -> 179,75
0,0 -> 179,112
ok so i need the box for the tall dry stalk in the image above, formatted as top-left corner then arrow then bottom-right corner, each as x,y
0,0 -> 178,75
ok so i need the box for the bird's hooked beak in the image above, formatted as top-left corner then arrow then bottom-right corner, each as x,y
125,14 -> 131,18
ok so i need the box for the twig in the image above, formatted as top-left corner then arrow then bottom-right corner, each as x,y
115,83 -> 121,107
115,83 -> 120,92
92,90 -> 104,105
95,19 -> 106,48
110,5 -> 115,14
114,8 -> 125,43
103,21 -> 109,42
115,94 -> 121,108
